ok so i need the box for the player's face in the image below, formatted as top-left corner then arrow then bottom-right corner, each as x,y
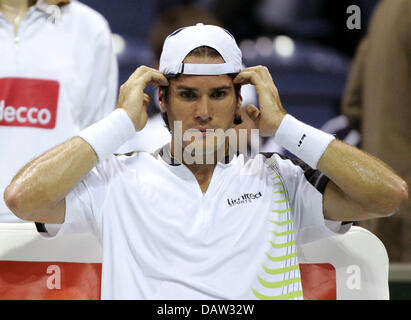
162,55 -> 241,158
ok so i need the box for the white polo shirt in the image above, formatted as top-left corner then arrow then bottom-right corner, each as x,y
38,146 -> 350,300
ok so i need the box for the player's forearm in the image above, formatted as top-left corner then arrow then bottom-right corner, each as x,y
5,66 -> 165,221
317,139 -> 408,217
270,114 -> 407,219
4,137 -> 97,220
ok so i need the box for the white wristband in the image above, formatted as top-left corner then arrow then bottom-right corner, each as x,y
77,108 -> 136,162
273,114 -> 335,169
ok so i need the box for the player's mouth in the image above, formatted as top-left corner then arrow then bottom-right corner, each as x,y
187,127 -> 215,136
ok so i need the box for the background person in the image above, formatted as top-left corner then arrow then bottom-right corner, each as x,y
341,0 -> 411,262
0,0 -> 118,222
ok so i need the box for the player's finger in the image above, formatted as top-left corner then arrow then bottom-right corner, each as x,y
147,71 -> 169,86
233,70 -> 259,85
127,66 -> 169,87
245,104 -> 260,121
137,69 -> 169,87
143,93 -> 150,108
240,66 -> 274,84
126,65 -> 150,82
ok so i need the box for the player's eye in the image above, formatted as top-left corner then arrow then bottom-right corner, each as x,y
179,91 -> 197,100
211,90 -> 228,99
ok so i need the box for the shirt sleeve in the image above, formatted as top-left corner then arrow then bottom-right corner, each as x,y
35,156 -> 115,241
272,153 -> 351,245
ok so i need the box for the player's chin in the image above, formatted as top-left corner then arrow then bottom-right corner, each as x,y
186,138 -> 219,153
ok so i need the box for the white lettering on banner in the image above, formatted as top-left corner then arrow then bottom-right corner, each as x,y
16,106 -> 27,123
38,108 -> 51,125
0,99 -> 52,125
4,105 -> 15,122
46,265 -> 61,290
28,107 -> 38,124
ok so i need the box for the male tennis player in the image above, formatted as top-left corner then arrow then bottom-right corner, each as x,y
4,24 -> 408,299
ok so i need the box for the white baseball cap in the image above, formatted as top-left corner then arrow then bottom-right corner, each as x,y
159,23 -> 243,77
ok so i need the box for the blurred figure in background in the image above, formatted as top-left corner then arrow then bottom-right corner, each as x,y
342,0 -> 411,262
0,0 -> 118,222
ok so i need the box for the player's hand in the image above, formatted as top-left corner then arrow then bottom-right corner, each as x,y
233,66 -> 286,137
117,66 -> 168,131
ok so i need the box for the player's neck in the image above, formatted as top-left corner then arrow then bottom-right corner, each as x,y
169,141 -> 223,193
187,163 -> 216,193
0,0 -> 32,33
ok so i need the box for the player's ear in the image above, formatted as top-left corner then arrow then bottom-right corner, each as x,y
232,85 -> 243,125
158,87 -> 167,112
236,88 -> 243,111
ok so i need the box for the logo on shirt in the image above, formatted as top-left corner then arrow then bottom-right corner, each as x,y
298,133 -> 307,147
0,78 -> 59,129
227,192 -> 262,207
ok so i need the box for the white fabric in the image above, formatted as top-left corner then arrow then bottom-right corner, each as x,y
178,62 -> 238,75
240,83 -> 258,109
0,222 -> 102,262
159,23 -> 243,76
78,109 -> 135,162
0,1 -> 118,222
320,114 -> 361,147
39,150 -> 348,300
0,224 -> 387,300
297,226 -> 389,300
274,115 -> 335,169
116,113 -> 171,154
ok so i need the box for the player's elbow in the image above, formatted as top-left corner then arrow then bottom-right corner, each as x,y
377,179 -> 409,218
398,180 -> 409,202
4,184 -> 34,221
392,179 -> 409,213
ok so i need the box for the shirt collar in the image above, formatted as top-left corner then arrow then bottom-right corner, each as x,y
0,1 -> 37,20
34,0 -> 69,15
0,1 -> 55,20
34,0 -> 51,13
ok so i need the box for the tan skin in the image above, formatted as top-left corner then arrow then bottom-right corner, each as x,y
158,55 -> 242,192
3,57 -> 409,224
0,0 -> 70,33
0,0 -> 31,33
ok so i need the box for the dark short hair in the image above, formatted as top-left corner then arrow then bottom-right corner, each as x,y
160,46 -> 242,132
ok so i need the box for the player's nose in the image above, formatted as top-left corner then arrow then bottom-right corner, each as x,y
194,95 -> 212,122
